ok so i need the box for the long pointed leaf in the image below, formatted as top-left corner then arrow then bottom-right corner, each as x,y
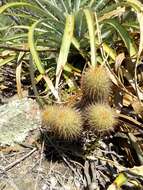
0,2 -> 45,15
137,12 -> 143,57
28,20 -> 45,74
38,0 -> 65,21
0,2 -> 30,14
28,20 -> 59,100
84,9 -> 97,67
55,14 -> 74,89
104,19 -> 137,57
0,55 -> 16,67
102,42 -> 116,61
125,0 -> 143,12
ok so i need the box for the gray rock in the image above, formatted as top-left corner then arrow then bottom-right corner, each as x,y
0,98 -> 41,146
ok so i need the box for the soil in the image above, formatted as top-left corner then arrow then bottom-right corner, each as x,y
0,129 -> 84,190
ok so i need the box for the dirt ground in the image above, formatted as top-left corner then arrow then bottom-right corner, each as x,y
0,129 -> 84,190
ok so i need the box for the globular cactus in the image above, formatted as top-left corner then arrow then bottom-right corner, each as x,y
42,105 -> 82,140
85,103 -> 117,133
81,65 -> 111,105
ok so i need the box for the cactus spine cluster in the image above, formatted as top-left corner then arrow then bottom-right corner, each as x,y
42,64 -> 117,139
81,65 -> 111,104
85,103 -> 117,132
42,105 -> 82,140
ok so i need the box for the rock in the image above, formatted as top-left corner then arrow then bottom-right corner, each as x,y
0,98 -> 41,146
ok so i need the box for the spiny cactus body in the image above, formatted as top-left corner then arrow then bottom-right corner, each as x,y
85,103 -> 117,132
81,66 -> 111,104
42,105 -> 82,140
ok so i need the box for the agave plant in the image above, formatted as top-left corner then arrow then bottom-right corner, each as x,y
0,0 -> 142,102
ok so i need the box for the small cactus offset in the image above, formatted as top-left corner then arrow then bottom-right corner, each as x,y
42,105 -> 82,140
81,65 -> 111,104
85,103 -> 117,133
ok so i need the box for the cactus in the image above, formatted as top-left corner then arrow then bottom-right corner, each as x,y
81,66 -> 111,104
42,105 -> 82,140
85,103 -> 117,132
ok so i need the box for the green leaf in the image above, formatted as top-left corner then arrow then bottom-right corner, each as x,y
72,37 -> 80,50
4,12 -> 37,21
0,55 -> 16,67
124,0 -> 143,12
28,20 -> 59,101
102,42 -> 116,61
137,12 -> 143,57
37,0 -> 65,21
0,2 -> 51,19
0,2 -> 43,14
84,9 -> 97,67
94,0 -> 112,11
104,19 -> 137,57
0,34 -> 27,42
55,14 -> 74,89
73,0 -> 81,11
28,20 -> 45,74
0,2 -> 30,14
107,173 -> 128,190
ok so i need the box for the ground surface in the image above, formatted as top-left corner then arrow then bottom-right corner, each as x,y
0,129 -> 84,190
